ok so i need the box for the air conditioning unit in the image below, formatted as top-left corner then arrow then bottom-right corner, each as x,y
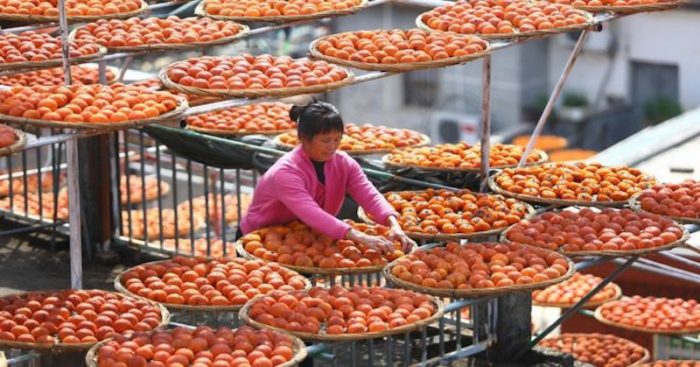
429,111 -> 480,145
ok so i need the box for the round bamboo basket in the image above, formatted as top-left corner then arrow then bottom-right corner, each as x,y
114,259 -> 312,312
85,328 -> 308,367
488,173 -> 655,208
576,1 -> 681,13
0,128 -> 26,158
272,132 -> 432,156
195,0 -> 368,23
532,281 -> 622,309
0,96 -> 187,130
159,64 -> 355,98
308,35 -> 491,72
383,244 -> 576,298
69,23 -> 250,53
594,303 -> 700,335
240,293 -> 444,342
539,333 -> 650,366
629,192 -> 700,225
188,125 -> 295,137
0,46 -> 107,73
381,149 -> 549,173
0,1 -> 148,23
0,290 -> 169,353
415,10 -> 595,40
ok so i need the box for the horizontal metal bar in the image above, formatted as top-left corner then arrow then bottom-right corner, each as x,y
423,339 -> 491,366
6,352 -> 41,363
444,297 -> 491,313
0,222 -> 61,237
615,258 -> 700,284
575,256 -> 614,271
658,251 -> 700,270
636,258 -> 700,282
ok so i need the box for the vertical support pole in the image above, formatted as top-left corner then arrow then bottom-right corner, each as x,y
517,30 -> 590,167
480,55 -> 492,191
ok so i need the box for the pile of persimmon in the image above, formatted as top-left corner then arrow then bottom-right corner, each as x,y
0,0 -> 144,17
120,176 -> 169,205
73,16 -> 245,49
0,289 -> 163,345
0,171 -> 59,197
539,333 -> 648,367
385,142 -> 544,170
278,123 -> 427,153
130,78 -> 215,105
0,190 -> 69,220
246,286 -> 438,335
419,0 -> 590,35
381,189 -> 530,236
493,162 -> 655,202
636,180 -> 700,220
241,221 -> 406,269
545,0 -> 677,9
0,32 -> 101,65
0,84 -> 181,124
203,0 -> 363,17
0,124 -> 17,148
130,78 -> 162,89
120,257 -> 308,307
165,54 -> 350,91
94,325 -> 299,367
512,134 -> 568,151
187,103 -> 295,134
183,193 -> 252,225
314,29 -> 488,65
0,66 -> 114,87
121,207 -> 205,240
151,238 -> 237,258
597,296 -> 700,332
532,273 -> 620,307
390,242 -> 571,290
641,362 -> 700,367
505,208 -> 685,253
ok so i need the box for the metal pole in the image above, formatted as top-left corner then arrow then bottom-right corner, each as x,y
517,30 -> 590,167
480,55 -> 492,191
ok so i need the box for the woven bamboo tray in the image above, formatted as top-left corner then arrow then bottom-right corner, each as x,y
381,149 -> 549,173
309,35 -> 491,72
195,0 -> 368,23
272,132 -> 432,156
0,96 -> 187,130
69,23 -> 250,53
576,1 -> 681,13
188,125 -> 295,137
415,10 -> 595,40
488,173 -> 655,208
0,1 -> 148,23
85,328 -> 308,367
629,192 -> 700,225
115,259 -> 312,312
594,303 -> 700,335
532,281 -> 622,309
539,333 -> 650,366
0,46 -> 107,73
0,128 -> 26,158
240,293 -> 444,342
159,65 -> 355,98
384,243 -> 576,298
0,290 -> 169,353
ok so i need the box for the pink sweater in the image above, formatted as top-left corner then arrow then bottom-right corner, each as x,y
240,146 -> 397,239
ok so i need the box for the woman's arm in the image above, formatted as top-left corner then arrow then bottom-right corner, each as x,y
344,158 -> 397,226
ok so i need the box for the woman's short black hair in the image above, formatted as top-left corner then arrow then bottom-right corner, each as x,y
289,100 -> 344,140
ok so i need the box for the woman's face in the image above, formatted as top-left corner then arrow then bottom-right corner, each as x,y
301,130 -> 343,162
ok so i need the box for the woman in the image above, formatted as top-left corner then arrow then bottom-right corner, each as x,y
238,101 -> 414,253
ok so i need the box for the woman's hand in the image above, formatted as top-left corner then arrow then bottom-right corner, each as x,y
387,215 -> 417,253
346,229 -> 394,254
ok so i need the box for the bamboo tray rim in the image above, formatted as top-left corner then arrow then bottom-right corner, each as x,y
69,22 -> 250,53
85,327 -> 308,367
239,292 -> 445,341
499,208 -> 690,257
532,280 -> 622,309
159,62 -> 355,98
358,189 -> 536,241
0,95 -> 187,130
539,332 -> 651,366
0,289 -> 169,352
594,303 -> 700,335
195,0 -> 368,23
576,1 -> 682,13
383,243 -> 576,298
629,192 -> 700,225
115,258 -> 312,311
637,361 -> 700,367
272,130 -> 432,156
0,0 -> 148,23
415,7 -> 595,40
488,171 -> 655,208
381,148 -> 549,173
0,127 -> 27,158
308,34 -> 491,72
0,45 -> 107,73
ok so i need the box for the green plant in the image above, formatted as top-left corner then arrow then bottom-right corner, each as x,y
644,98 -> 682,126
562,92 -> 589,108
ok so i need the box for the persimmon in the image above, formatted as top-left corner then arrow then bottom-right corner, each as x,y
0,32 -> 101,65
532,273 -> 620,307
187,103 -> 295,134
386,142 -> 545,170
0,66 -> 114,87
597,296 -> 700,333
203,0 -> 364,17
539,333 -> 648,367
637,180 -> 700,220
